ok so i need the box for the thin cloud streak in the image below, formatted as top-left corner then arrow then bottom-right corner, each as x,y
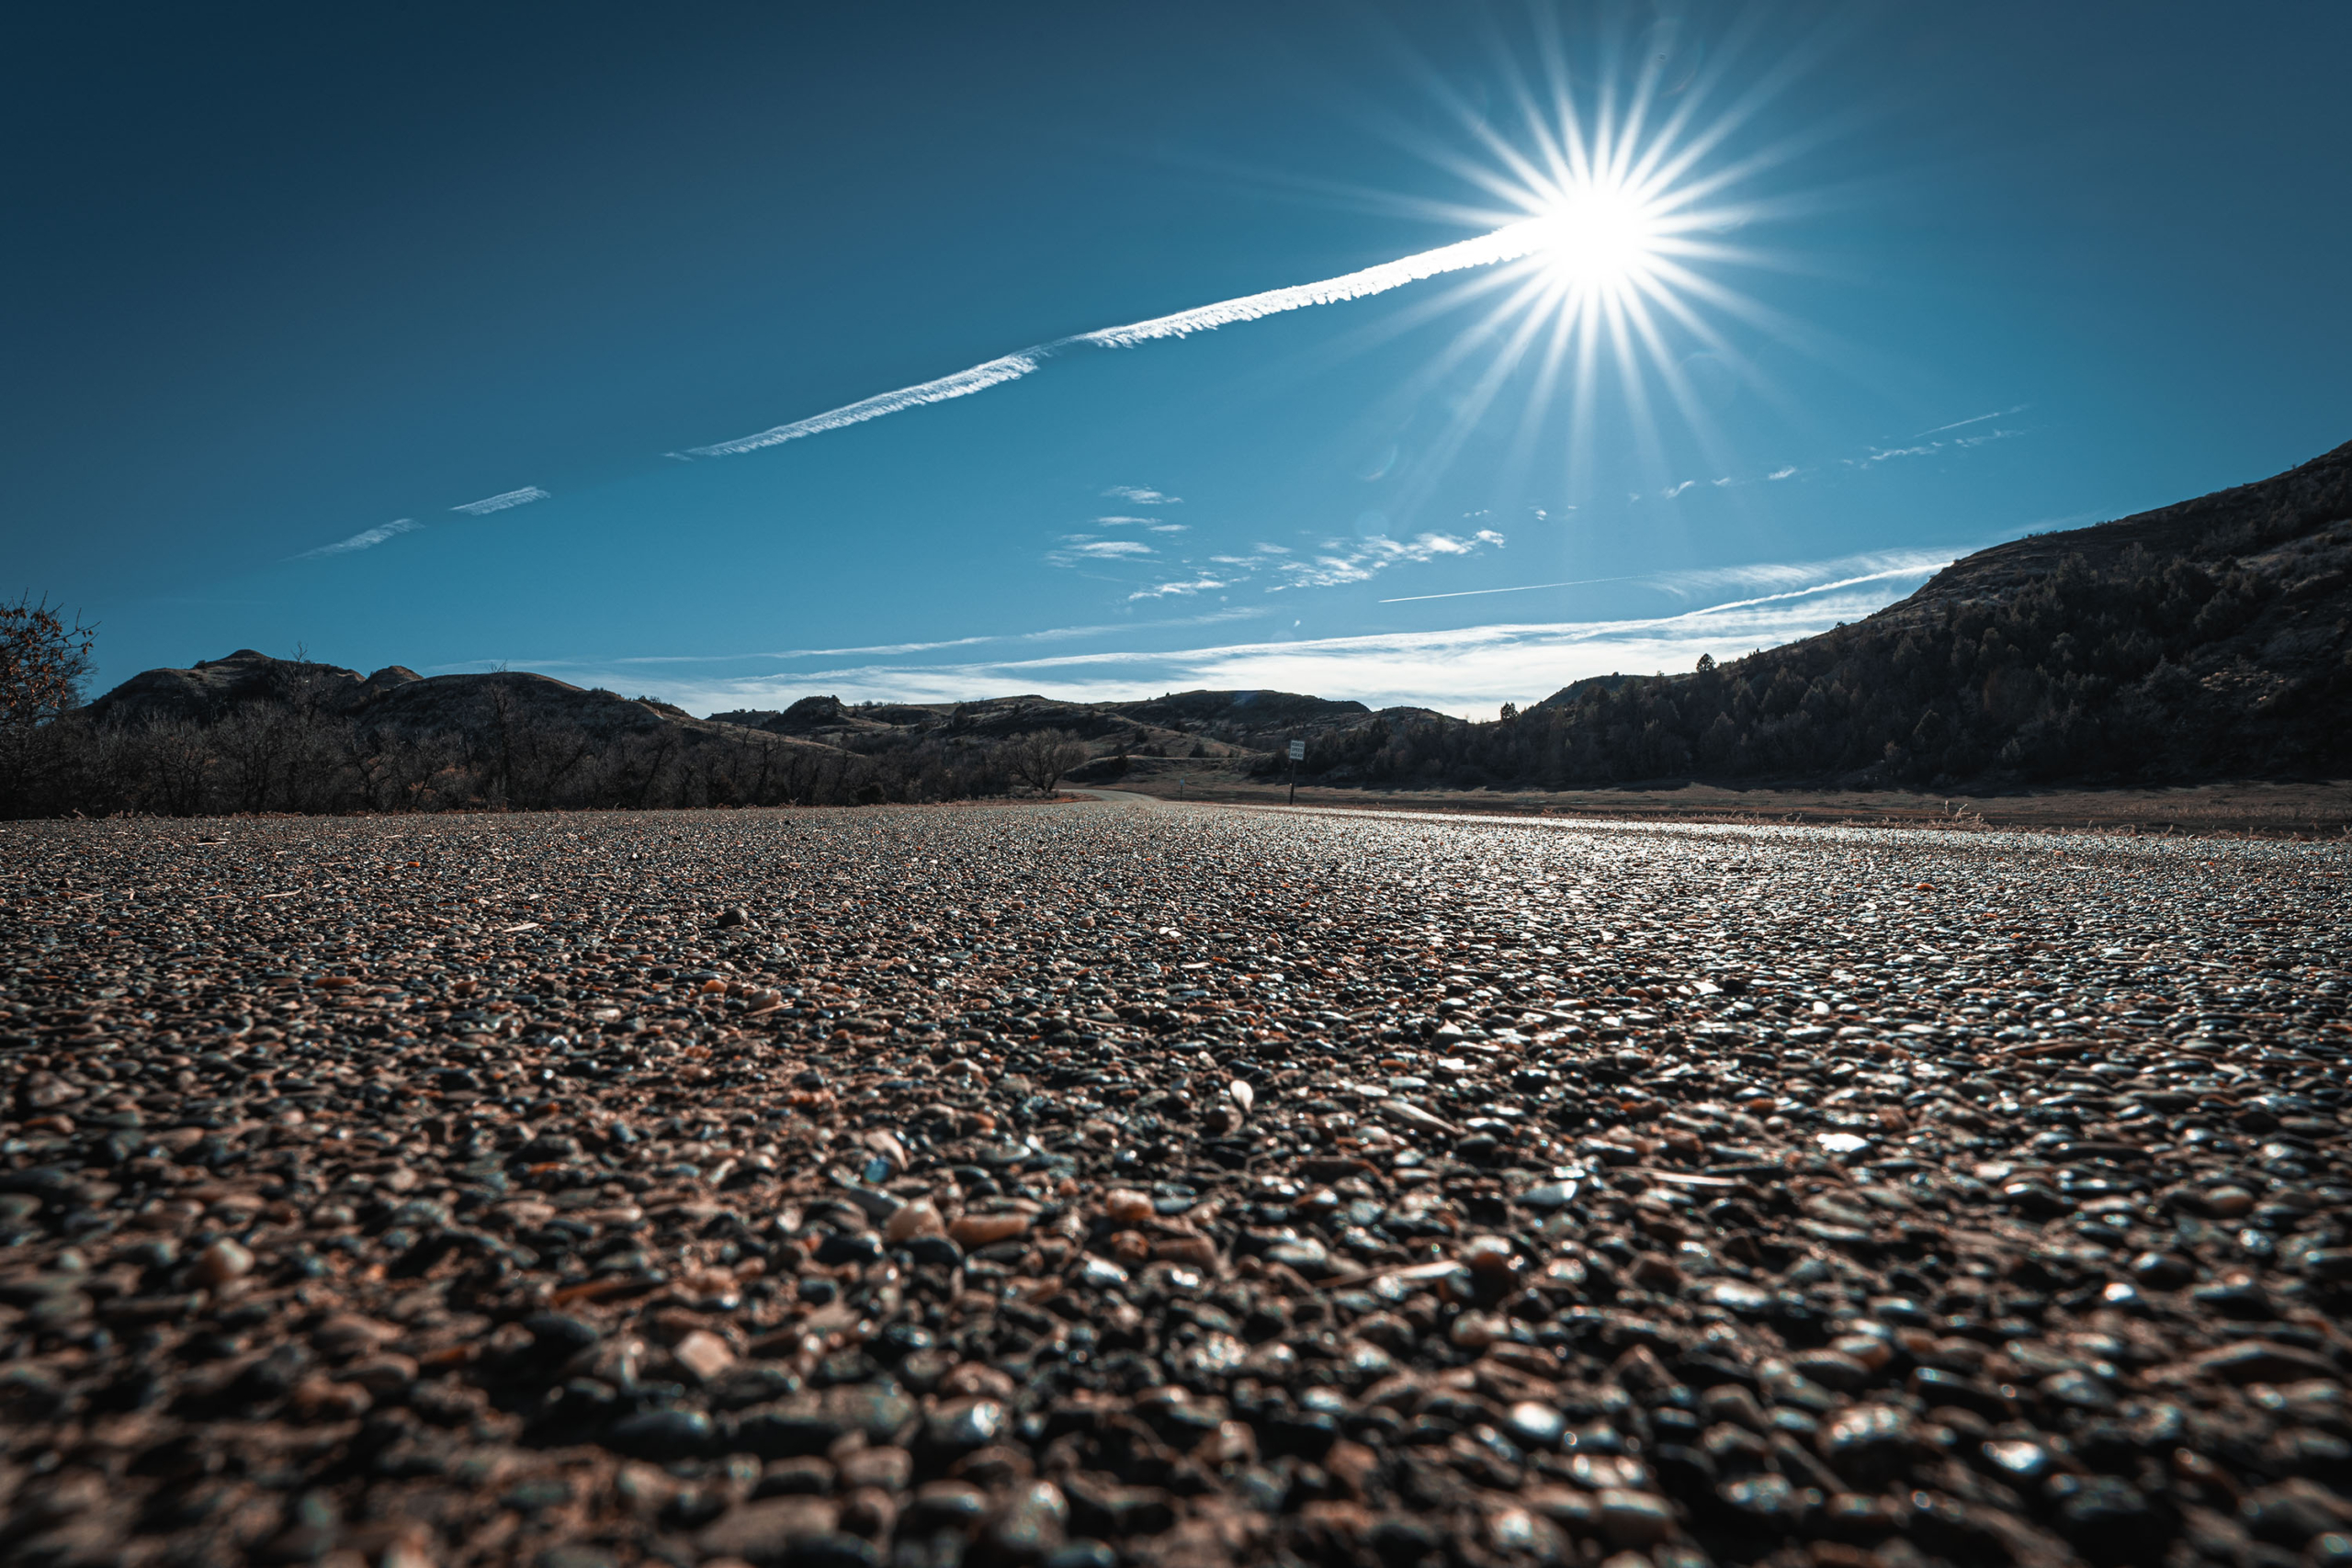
1650,547 -> 1955,599
452,486 -> 550,515
685,220 -> 1562,458
1270,529 -> 1507,592
1381,548 -> 1951,607
684,353 -> 1046,457
501,607 -> 1274,671
1917,404 -> 2028,437
296,518 -> 421,559
1380,573 -> 1643,604
616,581 -> 1938,716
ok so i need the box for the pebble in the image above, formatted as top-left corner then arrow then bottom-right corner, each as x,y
0,802 -> 2346,1568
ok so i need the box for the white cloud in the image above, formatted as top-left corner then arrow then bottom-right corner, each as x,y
297,518 -> 422,558
452,486 -> 550,514
632,576 -> 1936,716
1128,575 -> 1231,601
1648,547 -> 1955,601
1767,466 -> 1797,479
1271,529 -> 1504,592
1661,480 -> 1696,498
1102,486 -> 1181,505
1046,536 -> 1157,569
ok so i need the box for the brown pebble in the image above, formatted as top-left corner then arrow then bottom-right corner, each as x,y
948,1212 -> 1032,1247
193,1237 -> 253,1286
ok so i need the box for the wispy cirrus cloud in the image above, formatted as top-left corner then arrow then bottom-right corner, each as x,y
1096,515 -> 1189,532
1102,486 -> 1180,505
1271,529 -> 1506,591
1636,414 -> 2029,499
1048,538 -> 1156,566
1125,529 -> 1506,600
452,486 -> 550,515
1375,547 -> 1951,608
1128,575 -> 1234,601
501,606 -> 1273,671
624,575 -> 1939,716
1845,425 -> 2020,468
1917,404 -> 2029,437
297,518 -> 422,559
1647,547 -> 1954,600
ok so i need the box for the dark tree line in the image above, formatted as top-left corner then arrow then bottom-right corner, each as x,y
1276,536 -> 2352,791
0,678 -> 1074,819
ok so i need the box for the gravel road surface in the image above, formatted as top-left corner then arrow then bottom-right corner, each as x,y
3,802 -> 2348,1568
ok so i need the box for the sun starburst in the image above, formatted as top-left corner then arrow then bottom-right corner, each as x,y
1311,15 -> 1827,524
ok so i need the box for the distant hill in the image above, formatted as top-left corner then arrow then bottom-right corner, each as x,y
39,655 -> 1391,816
1299,437 -> 2352,789
710,687 -> 1380,762
37,438 -> 2348,815
41,650 -> 877,817
92,649 -> 729,740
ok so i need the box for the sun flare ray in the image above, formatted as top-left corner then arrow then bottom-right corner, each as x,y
684,19 -> 1815,491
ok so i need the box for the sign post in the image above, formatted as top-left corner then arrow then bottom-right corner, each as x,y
1286,739 -> 1305,805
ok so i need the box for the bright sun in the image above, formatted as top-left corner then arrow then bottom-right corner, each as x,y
1534,180 -> 1663,290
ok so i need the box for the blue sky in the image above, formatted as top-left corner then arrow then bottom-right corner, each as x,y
9,2 -> 2349,716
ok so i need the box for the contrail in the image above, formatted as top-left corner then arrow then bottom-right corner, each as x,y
688,219 -> 1555,458
453,486 -> 551,515
1379,573 -> 1641,604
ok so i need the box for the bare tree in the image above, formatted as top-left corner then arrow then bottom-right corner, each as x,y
0,594 -> 96,730
213,703 -> 294,813
1001,728 -> 1088,795
136,717 -> 213,815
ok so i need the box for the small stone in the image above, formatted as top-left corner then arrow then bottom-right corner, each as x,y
2193,1341 -> 2340,1385
883,1200 -> 943,1243
836,1446 -> 911,1493
2241,1480 -> 2352,1550
309,1313 -> 398,1358
923,1397 -> 1008,1457
694,1497 -> 842,1567
1519,1180 -> 1579,1212
2039,1370 -> 2117,1412
983,1481 -> 1069,1561
193,1237 -> 254,1286
673,1329 -> 736,1384
1819,1404 -> 1915,1488
1597,1489 -> 1677,1547
1717,1473 -> 1800,1524
1504,1401 -> 1567,1450
948,1212 -> 1032,1247
906,1481 -> 989,1534
1791,1349 -> 1873,1393
2048,1475 -> 2165,1568
605,1407 -> 716,1461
